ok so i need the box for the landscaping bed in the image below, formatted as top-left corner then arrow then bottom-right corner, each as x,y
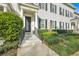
38,29 -> 79,56
0,40 -> 18,56
0,12 -> 23,56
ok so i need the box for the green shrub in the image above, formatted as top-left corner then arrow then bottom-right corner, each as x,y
47,36 -> 59,44
42,31 -> 58,39
53,30 -> 73,34
0,12 -> 23,41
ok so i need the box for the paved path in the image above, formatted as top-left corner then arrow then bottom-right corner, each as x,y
17,35 -> 58,56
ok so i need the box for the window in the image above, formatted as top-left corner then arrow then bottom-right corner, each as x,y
67,11 -> 69,17
38,17 -> 47,29
39,3 -> 41,9
50,20 -> 56,29
63,9 -> 64,16
50,4 -> 57,13
59,7 -> 63,15
40,20 -> 45,29
70,12 -> 73,17
65,10 -> 67,17
59,7 -> 62,15
39,3 -> 48,11
59,22 -> 64,29
50,3 -> 54,12
65,23 -> 70,30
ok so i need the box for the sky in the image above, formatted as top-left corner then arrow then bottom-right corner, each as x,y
72,3 -> 79,13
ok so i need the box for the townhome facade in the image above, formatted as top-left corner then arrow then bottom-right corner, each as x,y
37,3 -> 75,30
0,3 -> 79,34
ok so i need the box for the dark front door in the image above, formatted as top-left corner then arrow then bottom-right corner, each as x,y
25,16 -> 31,32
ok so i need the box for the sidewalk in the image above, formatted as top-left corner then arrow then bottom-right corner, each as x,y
17,35 -> 58,56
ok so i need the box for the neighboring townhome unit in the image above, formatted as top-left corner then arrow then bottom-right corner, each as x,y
37,3 -> 75,30
71,12 -> 79,33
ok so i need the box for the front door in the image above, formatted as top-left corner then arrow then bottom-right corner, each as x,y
25,16 -> 31,32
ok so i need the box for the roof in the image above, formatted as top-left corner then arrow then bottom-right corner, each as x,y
63,3 -> 76,10
74,12 -> 79,16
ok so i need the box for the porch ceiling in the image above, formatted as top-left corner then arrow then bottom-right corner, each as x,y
71,19 -> 79,22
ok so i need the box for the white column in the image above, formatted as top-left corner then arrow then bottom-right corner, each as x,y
3,6 -> 7,12
20,8 -> 23,17
20,8 -> 25,28
35,12 -> 38,29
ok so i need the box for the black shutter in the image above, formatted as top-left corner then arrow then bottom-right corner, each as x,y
66,23 -> 67,30
63,22 -> 64,29
38,17 -> 41,29
55,21 -> 56,29
55,5 -> 57,14
46,3 -> 47,11
45,19 -> 47,29
59,22 -> 61,29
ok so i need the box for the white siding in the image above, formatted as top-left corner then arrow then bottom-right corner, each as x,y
37,3 -> 75,30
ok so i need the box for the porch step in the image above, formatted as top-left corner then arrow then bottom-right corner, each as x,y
21,32 -> 32,46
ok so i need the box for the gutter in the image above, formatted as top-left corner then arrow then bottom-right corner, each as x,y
63,3 -> 76,10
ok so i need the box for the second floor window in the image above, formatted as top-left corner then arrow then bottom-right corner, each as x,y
39,3 -> 48,11
63,9 -> 64,16
59,7 -> 62,15
65,10 -> 67,17
50,3 -> 57,14
59,7 -> 63,15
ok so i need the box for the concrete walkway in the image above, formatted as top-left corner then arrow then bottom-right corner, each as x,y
17,35 -> 58,56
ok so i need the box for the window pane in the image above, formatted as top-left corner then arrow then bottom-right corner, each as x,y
59,22 -> 64,29
50,20 -> 56,29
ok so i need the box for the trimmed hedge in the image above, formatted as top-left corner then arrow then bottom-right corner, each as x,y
0,12 -> 23,41
53,30 -> 73,34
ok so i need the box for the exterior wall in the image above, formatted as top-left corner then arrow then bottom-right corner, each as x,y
0,3 -> 9,12
0,3 -> 76,32
37,3 -> 75,30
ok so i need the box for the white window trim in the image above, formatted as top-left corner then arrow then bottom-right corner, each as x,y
40,19 -> 46,29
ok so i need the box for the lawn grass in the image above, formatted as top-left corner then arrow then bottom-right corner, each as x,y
38,30 -> 79,56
